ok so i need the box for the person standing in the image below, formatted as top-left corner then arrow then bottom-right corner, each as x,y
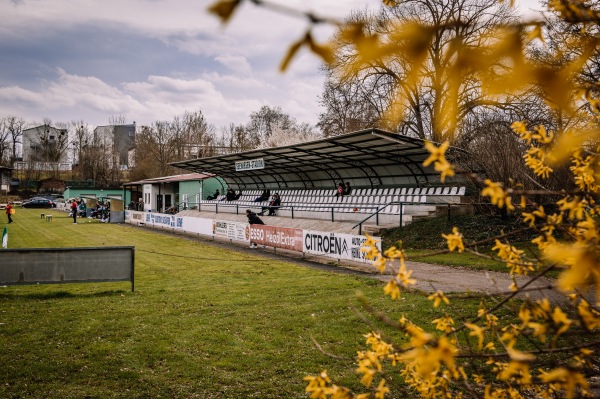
246,209 -> 264,249
71,199 -> 78,224
5,201 -> 13,224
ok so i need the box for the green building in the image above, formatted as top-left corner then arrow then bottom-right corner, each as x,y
123,173 -> 225,212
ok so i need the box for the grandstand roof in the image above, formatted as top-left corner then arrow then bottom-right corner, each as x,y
170,128 -> 465,190
124,173 -> 214,186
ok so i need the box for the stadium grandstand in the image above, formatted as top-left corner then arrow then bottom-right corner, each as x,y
169,128 -> 473,233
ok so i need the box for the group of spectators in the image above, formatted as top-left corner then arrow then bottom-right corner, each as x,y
208,182 -> 353,219
127,198 -> 144,211
258,193 -> 281,216
88,201 -> 110,222
206,188 -> 244,202
223,188 -> 242,201
69,198 -> 110,224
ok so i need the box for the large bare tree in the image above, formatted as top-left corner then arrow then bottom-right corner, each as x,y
321,0 -> 516,142
245,105 -> 294,147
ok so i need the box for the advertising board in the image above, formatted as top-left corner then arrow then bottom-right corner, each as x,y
303,230 -> 381,264
213,220 -> 250,242
249,225 -> 303,251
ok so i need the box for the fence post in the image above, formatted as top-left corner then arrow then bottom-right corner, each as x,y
399,203 -> 403,229
291,206 -> 294,219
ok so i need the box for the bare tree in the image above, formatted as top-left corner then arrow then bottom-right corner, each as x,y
70,120 -> 89,171
246,105 -> 294,147
172,110 -> 216,160
131,122 -> 178,179
220,123 -> 255,152
317,78 -> 381,136
4,116 -> 26,164
0,118 -> 10,165
264,121 -> 321,147
322,0 -> 517,143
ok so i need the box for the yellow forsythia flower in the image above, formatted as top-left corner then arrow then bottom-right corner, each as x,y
375,379 -> 389,399
383,279 -> 401,300
423,141 -> 455,182
578,300 -> 600,331
539,367 -> 589,399
427,291 -> 450,308
481,179 -> 515,211
465,322 -> 487,350
442,227 -> 464,253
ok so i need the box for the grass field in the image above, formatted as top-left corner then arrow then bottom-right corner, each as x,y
381,214 -> 541,273
1,209 -> 488,398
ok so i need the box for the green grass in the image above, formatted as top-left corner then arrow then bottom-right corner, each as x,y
0,209 -> 485,398
381,214 -> 541,273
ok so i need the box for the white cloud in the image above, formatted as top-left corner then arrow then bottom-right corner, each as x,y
214,55 -> 252,76
0,0 -> 545,132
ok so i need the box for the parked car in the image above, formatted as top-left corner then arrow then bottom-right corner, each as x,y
22,198 -> 56,208
21,196 -> 46,205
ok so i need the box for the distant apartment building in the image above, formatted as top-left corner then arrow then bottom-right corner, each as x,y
93,123 -> 136,170
19,125 -> 71,171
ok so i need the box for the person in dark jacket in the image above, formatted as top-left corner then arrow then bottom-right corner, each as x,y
254,189 -> 270,202
223,188 -> 236,201
246,209 -> 264,225
344,182 -> 352,195
207,189 -> 220,200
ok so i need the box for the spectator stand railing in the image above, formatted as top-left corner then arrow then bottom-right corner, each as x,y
173,187 -> 469,229
352,200 -> 477,235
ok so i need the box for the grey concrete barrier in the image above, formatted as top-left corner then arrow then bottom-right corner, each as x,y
0,246 -> 135,291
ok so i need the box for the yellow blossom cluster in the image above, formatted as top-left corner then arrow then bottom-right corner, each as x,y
492,240 -> 534,275
511,122 -> 556,179
481,180 -> 515,211
442,227 -> 465,253
570,150 -> 600,192
423,141 -> 455,182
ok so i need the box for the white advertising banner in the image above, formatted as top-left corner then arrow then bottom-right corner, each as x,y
178,216 -> 213,236
213,220 -> 250,242
145,212 -> 176,228
303,230 -> 382,264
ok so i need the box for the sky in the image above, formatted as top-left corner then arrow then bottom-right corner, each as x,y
0,0 -> 544,131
